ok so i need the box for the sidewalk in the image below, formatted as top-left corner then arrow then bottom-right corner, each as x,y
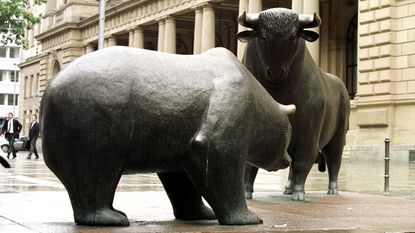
1,154 -> 415,232
1,190 -> 415,232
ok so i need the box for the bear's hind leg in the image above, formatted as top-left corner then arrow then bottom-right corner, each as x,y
45,142 -> 129,226
158,171 -> 216,220
66,166 -> 128,226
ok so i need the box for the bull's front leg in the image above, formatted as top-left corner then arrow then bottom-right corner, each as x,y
286,160 -> 314,201
284,146 -> 318,201
184,133 -> 262,225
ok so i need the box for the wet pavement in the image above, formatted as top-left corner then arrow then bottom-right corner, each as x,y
1,153 -> 415,232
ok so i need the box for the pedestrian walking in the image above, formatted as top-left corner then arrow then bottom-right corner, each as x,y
1,112 -> 22,159
27,114 -> 39,159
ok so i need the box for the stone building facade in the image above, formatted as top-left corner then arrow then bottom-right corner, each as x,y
19,0 -> 415,161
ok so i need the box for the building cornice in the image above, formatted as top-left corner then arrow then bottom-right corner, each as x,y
79,0 -> 149,28
35,22 -> 80,42
79,0 -> 225,29
19,56 -> 42,68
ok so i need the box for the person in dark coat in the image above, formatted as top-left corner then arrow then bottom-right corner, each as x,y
1,112 -> 22,159
27,114 -> 39,159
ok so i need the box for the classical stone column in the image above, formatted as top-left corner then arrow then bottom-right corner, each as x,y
319,0 -> 330,72
108,36 -> 117,47
229,23 -> 237,54
128,29 -> 134,47
193,7 -> 203,54
164,17 -> 176,54
248,0 -> 262,14
292,0 -> 304,13
201,4 -> 215,52
158,20 -> 165,52
134,27 -> 144,48
85,44 -> 94,54
237,0 -> 249,60
303,0 -> 320,64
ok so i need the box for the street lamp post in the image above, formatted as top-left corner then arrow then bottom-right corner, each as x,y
98,0 -> 106,50
12,63 -> 17,116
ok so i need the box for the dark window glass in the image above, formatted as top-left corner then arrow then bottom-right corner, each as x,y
10,71 -> 19,82
7,94 -> 14,105
346,14 -> 358,100
0,94 -> 5,105
0,47 -> 6,57
9,47 -> 20,58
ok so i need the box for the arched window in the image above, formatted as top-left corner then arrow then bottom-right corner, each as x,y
346,14 -> 357,99
51,61 -> 61,79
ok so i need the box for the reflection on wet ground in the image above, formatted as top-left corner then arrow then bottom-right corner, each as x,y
0,154 -> 414,196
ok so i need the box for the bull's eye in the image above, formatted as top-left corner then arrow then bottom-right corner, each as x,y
259,35 -> 267,43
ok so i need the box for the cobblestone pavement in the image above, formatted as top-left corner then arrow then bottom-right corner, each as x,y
0,153 -> 414,232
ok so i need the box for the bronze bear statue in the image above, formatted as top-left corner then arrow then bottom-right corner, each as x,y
41,47 -> 295,226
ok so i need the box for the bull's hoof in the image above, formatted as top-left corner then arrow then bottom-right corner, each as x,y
284,188 -> 294,195
327,189 -> 338,195
245,191 -> 253,199
291,191 -> 305,201
218,210 -> 263,225
75,208 -> 129,226
328,181 -> 338,195
174,205 -> 216,220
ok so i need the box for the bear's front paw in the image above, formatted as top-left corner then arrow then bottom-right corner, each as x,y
218,210 -> 262,225
174,205 -> 216,220
75,208 -> 129,226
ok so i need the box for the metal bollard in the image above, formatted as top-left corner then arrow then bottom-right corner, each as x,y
384,137 -> 390,194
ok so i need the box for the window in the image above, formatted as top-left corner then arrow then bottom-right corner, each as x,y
7,94 -> 19,106
9,47 -> 20,58
7,94 -> 18,105
0,94 -> 5,105
35,73 -> 39,96
0,70 -> 3,81
10,71 -> 19,82
7,94 -> 14,105
30,75 -> 34,97
0,47 -> 6,57
24,76 -> 28,98
346,14 -> 357,100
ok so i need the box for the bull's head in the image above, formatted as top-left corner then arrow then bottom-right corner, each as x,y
237,8 -> 321,43
236,8 -> 321,84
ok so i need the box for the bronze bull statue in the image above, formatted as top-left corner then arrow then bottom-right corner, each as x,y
237,8 -> 350,201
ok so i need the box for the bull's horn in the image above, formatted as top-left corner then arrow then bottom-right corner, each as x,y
238,11 -> 259,28
299,12 -> 321,28
283,104 -> 296,116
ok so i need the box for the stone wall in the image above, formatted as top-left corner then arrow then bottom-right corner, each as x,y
346,0 -> 415,162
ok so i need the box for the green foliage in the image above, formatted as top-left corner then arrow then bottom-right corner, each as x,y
0,0 -> 46,47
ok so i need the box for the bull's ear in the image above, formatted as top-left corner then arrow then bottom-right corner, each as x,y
236,30 -> 257,43
299,30 -> 319,42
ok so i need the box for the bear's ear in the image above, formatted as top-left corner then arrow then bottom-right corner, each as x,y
236,30 -> 257,43
299,30 -> 319,42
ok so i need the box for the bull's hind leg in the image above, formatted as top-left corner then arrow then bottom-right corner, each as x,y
158,171 -> 216,220
184,134 -> 262,225
322,131 -> 346,195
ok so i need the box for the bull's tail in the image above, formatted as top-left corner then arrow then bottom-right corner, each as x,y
316,151 -> 326,172
0,155 -> 10,168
